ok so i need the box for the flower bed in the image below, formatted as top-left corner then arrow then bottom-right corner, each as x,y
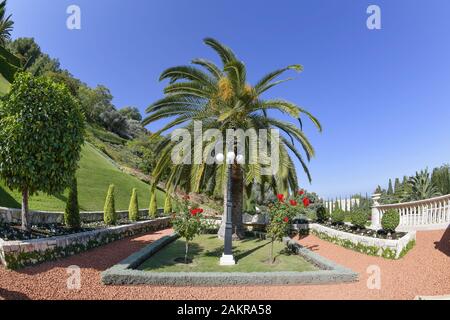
293,222 -> 416,259
0,217 -> 170,270
101,233 -> 358,286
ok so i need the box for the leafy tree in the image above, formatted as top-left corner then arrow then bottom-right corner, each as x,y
0,0 -> 13,46
144,38 -> 322,239
6,37 -> 41,67
103,184 -> 117,225
119,106 -> 142,121
0,73 -> 85,230
128,188 -> 139,222
64,178 -> 81,229
44,70 -> 80,97
77,84 -> 114,123
99,108 -> 129,137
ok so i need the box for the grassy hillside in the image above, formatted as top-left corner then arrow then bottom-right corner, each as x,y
0,143 -> 165,211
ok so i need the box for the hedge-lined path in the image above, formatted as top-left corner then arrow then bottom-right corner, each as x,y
0,228 -> 449,300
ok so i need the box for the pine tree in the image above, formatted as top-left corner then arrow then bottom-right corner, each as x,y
64,177 -> 80,229
104,184 -> 117,225
128,188 -> 139,222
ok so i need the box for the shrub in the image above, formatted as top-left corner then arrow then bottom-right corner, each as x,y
149,188 -> 157,218
316,206 -> 329,222
163,195 -> 172,215
104,184 -> 117,225
350,208 -> 367,229
331,209 -> 345,225
128,188 -> 139,222
64,178 -> 81,229
381,209 -> 400,233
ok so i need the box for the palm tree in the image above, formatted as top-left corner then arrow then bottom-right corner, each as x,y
144,38 -> 322,239
406,169 -> 441,201
0,0 -> 13,46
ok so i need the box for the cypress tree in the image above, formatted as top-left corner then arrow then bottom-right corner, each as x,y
149,188 -> 157,218
104,184 -> 117,225
128,188 -> 139,222
64,177 -> 81,229
387,179 -> 394,195
163,195 -> 172,215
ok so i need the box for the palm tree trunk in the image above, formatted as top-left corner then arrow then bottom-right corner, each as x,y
21,187 -> 29,231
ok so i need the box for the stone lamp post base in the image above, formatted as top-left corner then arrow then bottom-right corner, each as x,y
219,254 -> 236,266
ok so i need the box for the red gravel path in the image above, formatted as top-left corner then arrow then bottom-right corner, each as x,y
0,228 -> 449,300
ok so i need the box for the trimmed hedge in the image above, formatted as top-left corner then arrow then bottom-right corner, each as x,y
128,188 -> 139,222
64,178 -> 81,229
350,209 -> 367,229
331,209 -> 345,225
381,209 -> 400,233
104,184 -> 117,225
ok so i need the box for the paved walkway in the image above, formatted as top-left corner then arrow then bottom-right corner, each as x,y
0,228 -> 449,300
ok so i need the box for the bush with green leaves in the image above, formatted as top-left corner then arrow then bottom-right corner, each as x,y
381,209 -> 400,233
64,178 -> 81,229
172,196 -> 204,263
0,72 -> 85,230
331,209 -> 345,225
350,208 -> 368,229
128,188 -> 139,222
104,184 -> 117,225
316,206 -> 329,222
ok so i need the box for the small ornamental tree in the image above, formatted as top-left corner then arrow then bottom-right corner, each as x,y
0,72 -> 85,230
128,188 -> 139,222
172,196 -> 204,263
104,184 -> 117,225
64,177 -> 81,230
266,194 -> 297,264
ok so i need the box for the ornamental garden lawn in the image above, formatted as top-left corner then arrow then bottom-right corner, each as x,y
137,235 -> 318,273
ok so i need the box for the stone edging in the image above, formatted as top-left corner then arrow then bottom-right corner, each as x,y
101,234 -> 358,286
0,217 -> 170,270
300,223 -> 416,259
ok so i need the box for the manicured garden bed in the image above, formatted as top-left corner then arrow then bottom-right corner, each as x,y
101,233 -> 358,286
0,217 -> 170,270
293,222 -> 416,259
138,235 -> 317,273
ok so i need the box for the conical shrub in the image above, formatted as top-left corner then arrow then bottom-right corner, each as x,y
64,178 -> 81,229
149,189 -> 157,218
163,195 -> 172,215
104,184 -> 117,225
129,188 -> 139,222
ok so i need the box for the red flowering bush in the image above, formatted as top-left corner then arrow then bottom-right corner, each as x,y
266,198 -> 296,264
172,197 -> 204,263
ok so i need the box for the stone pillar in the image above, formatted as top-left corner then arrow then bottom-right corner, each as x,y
371,193 -> 382,229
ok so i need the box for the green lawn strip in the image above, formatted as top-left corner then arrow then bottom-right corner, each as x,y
138,235 -> 318,273
0,143 -> 165,211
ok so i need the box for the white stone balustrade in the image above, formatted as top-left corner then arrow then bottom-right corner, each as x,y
371,194 -> 450,231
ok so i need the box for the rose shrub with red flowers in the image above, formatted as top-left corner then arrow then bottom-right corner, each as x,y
266,197 -> 297,264
172,197 -> 205,263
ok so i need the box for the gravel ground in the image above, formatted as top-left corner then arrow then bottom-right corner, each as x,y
0,228 -> 449,300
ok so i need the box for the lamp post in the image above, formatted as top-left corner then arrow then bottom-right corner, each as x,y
217,152 -> 236,266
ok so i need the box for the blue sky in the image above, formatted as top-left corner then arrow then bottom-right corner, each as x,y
8,0 -> 450,198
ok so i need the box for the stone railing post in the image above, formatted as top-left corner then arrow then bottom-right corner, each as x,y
371,193 -> 382,229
